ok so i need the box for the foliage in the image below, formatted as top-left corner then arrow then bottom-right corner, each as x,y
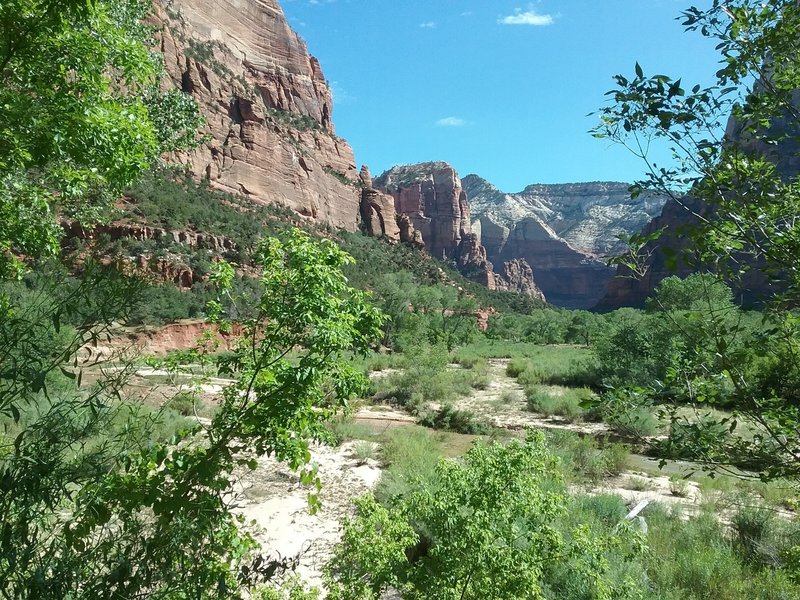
373,426 -> 443,504
0,0 -> 204,277
642,504 -> 800,599
0,229 -> 385,598
418,404 -> 491,435
525,385 -> 593,423
326,432 -> 643,600
594,0 -> 800,481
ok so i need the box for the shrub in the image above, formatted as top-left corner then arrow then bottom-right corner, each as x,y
352,441 -> 377,464
600,442 -> 629,476
327,419 -> 373,444
625,476 -> 656,492
670,476 -> 690,498
327,433 -> 645,599
167,391 -> 197,416
525,386 -> 590,423
470,375 -> 490,390
600,388 -> 660,438
499,390 -> 521,405
374,426 -> 442,503
574,494 -> 628,527
547,431 -> 628,482
418,404 -> 491,435
505,358 -> 528,378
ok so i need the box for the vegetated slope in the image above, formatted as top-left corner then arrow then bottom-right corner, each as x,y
64,171 -> 546,326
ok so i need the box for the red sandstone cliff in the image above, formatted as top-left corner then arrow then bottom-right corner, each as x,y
375,163 -> 545,300
154,0 -> 363,231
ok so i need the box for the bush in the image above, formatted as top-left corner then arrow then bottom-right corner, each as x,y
374,426 -> 442,503
573,494 -> 629,527
327,433 -> 645,599
600,388 -> 661,438
670,476 -> 690,498
525,386 -> 591,423
351,441 -> 377,464
505,358 -> 528,378
166,391 -> 197,416
547,431 -> 629,482
418,404 -> 491,435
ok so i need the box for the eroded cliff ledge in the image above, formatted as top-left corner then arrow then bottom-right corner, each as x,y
155,0 -> 361,230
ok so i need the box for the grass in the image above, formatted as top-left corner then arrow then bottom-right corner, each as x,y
624,475 -> 657,492
524,385 -> 592,423
372,348 -> 484,413
418,404 -> 492,435
670,476 -> 691,497
327,418 -> 376,444
641,503 -> 800,599
545,430 -> 629,483
374,426 -> 443,503
351,441 -> 377,464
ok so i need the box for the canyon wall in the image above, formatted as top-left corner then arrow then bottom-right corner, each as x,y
462,176 -> 663,308
154,0 -> 362,231
375,163 -> 545,300
464,177 -> 665,257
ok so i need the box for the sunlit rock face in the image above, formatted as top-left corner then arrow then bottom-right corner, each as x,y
375,163 -> 544,299
154,0 -> 362,231
464,176 -> 665,309
464,177 -> 665,258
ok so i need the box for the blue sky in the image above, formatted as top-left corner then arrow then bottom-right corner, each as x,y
281,1 -> 720,192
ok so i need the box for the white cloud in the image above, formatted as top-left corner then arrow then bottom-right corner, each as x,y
498,9 -> 554,26
419,21 -> 437,28
435,117 -> 467,127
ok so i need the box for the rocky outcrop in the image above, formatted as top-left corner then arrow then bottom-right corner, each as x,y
596,195 -> 773,310
597,81 -> 800,310
154,0 -> 361,230
495,259 -> 546,301
397,214 -> 425,249
595,196 -> 703,310
62,221 -> 236,253
358,166 -> 400,239
473,214 -> 612,309
375,162 -> 543,298
376,162 -> 472,260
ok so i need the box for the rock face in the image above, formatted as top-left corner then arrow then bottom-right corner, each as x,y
154,0 -> 362,231
358,166 -> 400,239
597,84 -> 800,311
473,214 -> 612,309
495,259 -> 546,302
375,163 -> 544,299
461,176 -> 662,309
464,176 -> 666,257
595,196 -> 705,310
376,162 -> 472,260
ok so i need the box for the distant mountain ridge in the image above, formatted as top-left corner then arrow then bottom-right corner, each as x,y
463,176 -> 666,258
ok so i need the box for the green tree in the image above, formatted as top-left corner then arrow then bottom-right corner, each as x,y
0,0 -> 204,277
325,432 -> 643,600
594,0 -> 800,480
0,230 -> 385,598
